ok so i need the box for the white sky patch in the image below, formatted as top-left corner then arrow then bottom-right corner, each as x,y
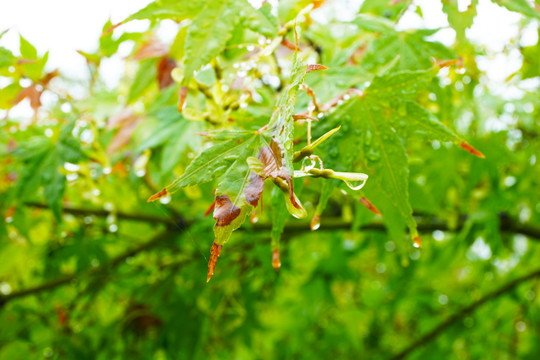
0,0 -> 152,79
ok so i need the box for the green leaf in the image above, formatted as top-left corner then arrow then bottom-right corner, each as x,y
270,186 -> 287,248
355,14 -> 395,33
266,53 -> 307,178
164,132 -> 260,195
41,150 -> 66,222
314,67 -> 445,239
161,122 -> 202,174
356,18 -> 457,71
359,0 -> 412,21
305,65 -> 372,103
127,59 -> 158,103
124,0 -> 205,22
0,82 -> 22,109
240,0 -> 278,37
0,47 -> 15,69
387,99 -> 463,143
19,35 -> 38,59
491,0 -> 540,19
442,0 -> 478,41
183,0 -> 241,81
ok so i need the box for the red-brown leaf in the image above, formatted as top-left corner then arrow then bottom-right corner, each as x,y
106,110 -> 141,154
14,86 -> 41,112
245,173 -> 265,207
133,41 -> 169,60
258,142 -> 300,209
213,195 -> 241,226
157,57 -> 176,89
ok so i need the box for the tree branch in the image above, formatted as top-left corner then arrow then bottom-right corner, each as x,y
23,201 -> 540,240
0,231 -> 176,307
390,267 -> 540,360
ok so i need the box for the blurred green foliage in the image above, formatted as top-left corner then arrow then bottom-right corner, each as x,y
1,0 -> 539,359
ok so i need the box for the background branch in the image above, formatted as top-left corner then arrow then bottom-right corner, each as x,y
0,231 -> 176,307
391,267 -> 540,359
23,202 -> 540,240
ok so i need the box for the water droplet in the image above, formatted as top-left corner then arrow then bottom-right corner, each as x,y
344,179 -> 367,191
366,149 -> 381,162
364,129 -> 372,145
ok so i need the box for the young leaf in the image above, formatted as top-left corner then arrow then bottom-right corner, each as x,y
239,0 -> 278,37
492,0 -> 540,19
356,17 -> 457,71
266,53 -> 307,189
148,132 -> 260,200
124,0 -> 205,22
183,0 -> 241,82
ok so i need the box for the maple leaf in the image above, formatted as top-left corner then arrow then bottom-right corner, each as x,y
313,66 -> 483,243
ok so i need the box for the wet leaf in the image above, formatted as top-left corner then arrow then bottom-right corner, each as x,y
183,0 -> 241,82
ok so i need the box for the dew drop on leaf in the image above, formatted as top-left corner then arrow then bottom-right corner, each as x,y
366,149 -> 381,162
344,179 -> 367,191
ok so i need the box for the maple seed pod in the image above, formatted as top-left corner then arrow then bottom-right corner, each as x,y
207,243 -> 223,283
272,249 -> 281,271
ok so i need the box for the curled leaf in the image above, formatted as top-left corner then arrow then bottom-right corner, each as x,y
213,195 -> 241,226
258,141 -> 301,209
245,173 -> 264,207
157,57 -> 177,89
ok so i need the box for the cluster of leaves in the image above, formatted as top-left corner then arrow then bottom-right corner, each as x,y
0,0 -> 539,359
